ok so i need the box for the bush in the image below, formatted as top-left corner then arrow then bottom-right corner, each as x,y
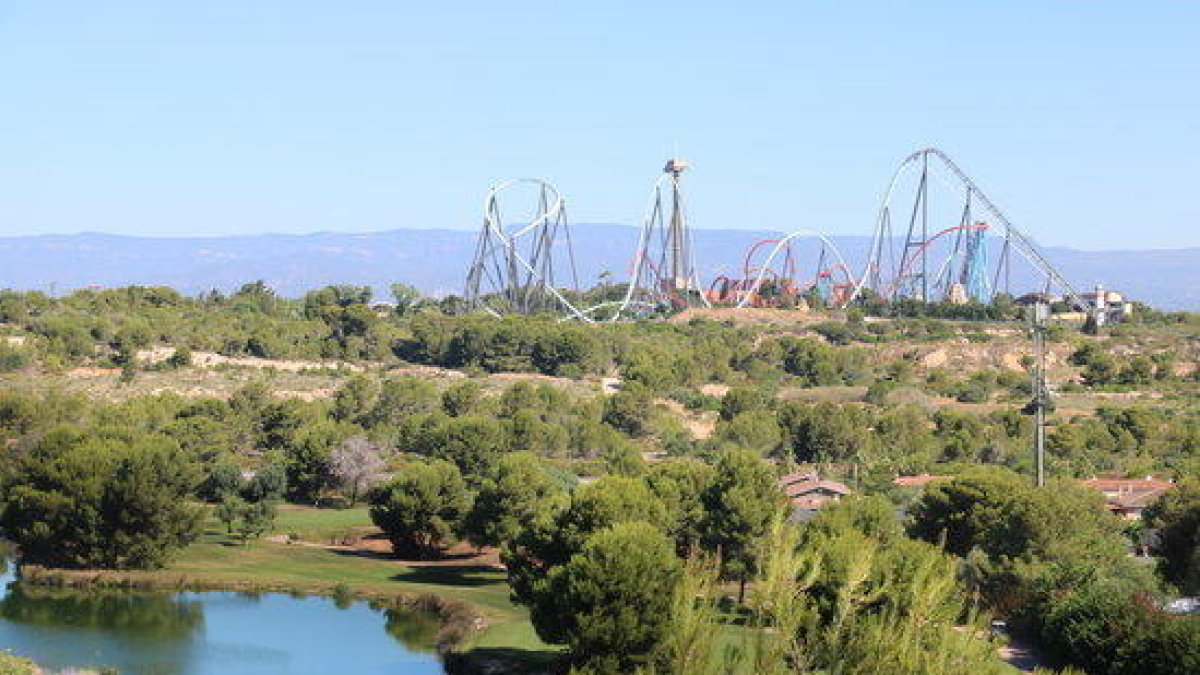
1039,583 -> 1200,675
0,344 -> 30,372
369,460 -> 470,559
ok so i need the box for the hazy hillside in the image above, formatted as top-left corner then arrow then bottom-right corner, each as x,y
0,226 -> 1196,310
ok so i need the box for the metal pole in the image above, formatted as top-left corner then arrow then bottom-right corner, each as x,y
921,154 -> 929,302
1032,301 -> 1048,487
670,176 -> 685,290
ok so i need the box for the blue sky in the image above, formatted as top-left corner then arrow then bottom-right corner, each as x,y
0,2 -> 1196,249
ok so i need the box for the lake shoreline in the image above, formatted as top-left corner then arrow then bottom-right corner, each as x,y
16,563 -> 485,655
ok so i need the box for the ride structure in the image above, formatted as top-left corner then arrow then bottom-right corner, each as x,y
463,178 -> 590,321
708,230 -> 856,309
610,159 -> 710,319
851,148 -> 1088,311
460,149 -> 1094,323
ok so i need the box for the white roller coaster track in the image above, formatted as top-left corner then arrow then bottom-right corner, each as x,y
850,148 -> 1088,311
736,230 -> 855,310
608,170 -> 710,321
465,178 -> 593,322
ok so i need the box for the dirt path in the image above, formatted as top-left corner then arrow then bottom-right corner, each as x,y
137,347 -> 363,372
264,533 -> 503,569
997,634 -> 1051,672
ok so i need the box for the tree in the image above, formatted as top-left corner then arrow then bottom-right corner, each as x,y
719,386 -> 771,421
362,377 -> 439,429
779,401 -> 872,463
713,410 -> 784,456
216,494 -> 244,534
539,522 -> 682,671
283,419 -> 345,503
504,475 -> 668,613
1080,352 -> 1120,386
426,415 -> 504,480
331,375 -> 381,424
203,460 -> 245,502
779,337 -> 861,385
1144,478 -> 1200,593
907,466 -> 1136,616
461,452 -> 567,549
908,467 -> 1125,562
553,476 -> 668,555
329,436 -> 385,506
244,460 -> 287,502
531,326 -> 600,376
601,441 -> 646,477
302,285 -> 378,358
236,499 -> 277,543
701,447 -> 786,600
440,380 -> 482,417
0,430 -> 203,569
369,459 -> 470,559
1037,576 -> 1200,675
656,553 -> 740,674
601,383 -> 654,436
166,345 -> 192,368
744,508 -> 1010,675
389,282 -> 425,317
230,280 -> 280,314
646,458 -> 716,554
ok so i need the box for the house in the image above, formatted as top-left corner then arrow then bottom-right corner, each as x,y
1081,476 -> 1174,520
780,472 -> 852,515
892,474 -> 952,489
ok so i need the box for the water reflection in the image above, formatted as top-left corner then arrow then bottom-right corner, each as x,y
0,558 -> 444,674
385,607 -> 441,654
0,585 -> 204,640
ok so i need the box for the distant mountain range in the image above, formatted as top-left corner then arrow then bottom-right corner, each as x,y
0,226 -> 1196,310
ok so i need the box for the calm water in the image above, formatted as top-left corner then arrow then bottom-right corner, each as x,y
0,560 -> 444,674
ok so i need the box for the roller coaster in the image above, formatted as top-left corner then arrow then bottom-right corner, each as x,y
707,231 -> 856,309
463,178 -> 589,320
611,158 -> 710,319
850,148 -> 1086,310
461,149 -> 1091,321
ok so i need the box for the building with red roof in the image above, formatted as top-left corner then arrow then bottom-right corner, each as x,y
1081,476 -> 1174,520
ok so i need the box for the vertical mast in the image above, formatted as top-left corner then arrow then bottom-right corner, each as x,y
1031,301 -> 1049,487
665,158 -> 689,291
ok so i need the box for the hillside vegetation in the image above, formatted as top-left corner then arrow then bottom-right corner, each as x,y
0,282 -> 1197,673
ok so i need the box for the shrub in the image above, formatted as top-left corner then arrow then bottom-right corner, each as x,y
369,460 -> 470,559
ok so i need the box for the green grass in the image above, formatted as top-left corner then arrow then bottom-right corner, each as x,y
272,504 -> 375,542
163,506 -> 555,656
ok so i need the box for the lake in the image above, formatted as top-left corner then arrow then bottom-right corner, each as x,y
0,560 -> 445,674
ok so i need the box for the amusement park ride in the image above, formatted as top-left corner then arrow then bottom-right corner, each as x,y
707,231 -> 856,309
463,178 -> 589,320
612,158 -> 710,318
463,148 -> 1096,322
851,148 -> 1087,311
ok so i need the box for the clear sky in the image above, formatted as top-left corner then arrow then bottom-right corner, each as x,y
0,2 -> 1196,249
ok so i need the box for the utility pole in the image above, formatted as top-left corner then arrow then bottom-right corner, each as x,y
1029,302 -> 1050,487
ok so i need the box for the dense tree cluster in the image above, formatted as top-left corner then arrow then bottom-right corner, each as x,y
909,467 -> 1198,675
495,452 -> 785,669
1145,478 -> 1200,595
742,499 -> 1010,674
1068,341 -> 1172,387
0,430 -> 203,568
